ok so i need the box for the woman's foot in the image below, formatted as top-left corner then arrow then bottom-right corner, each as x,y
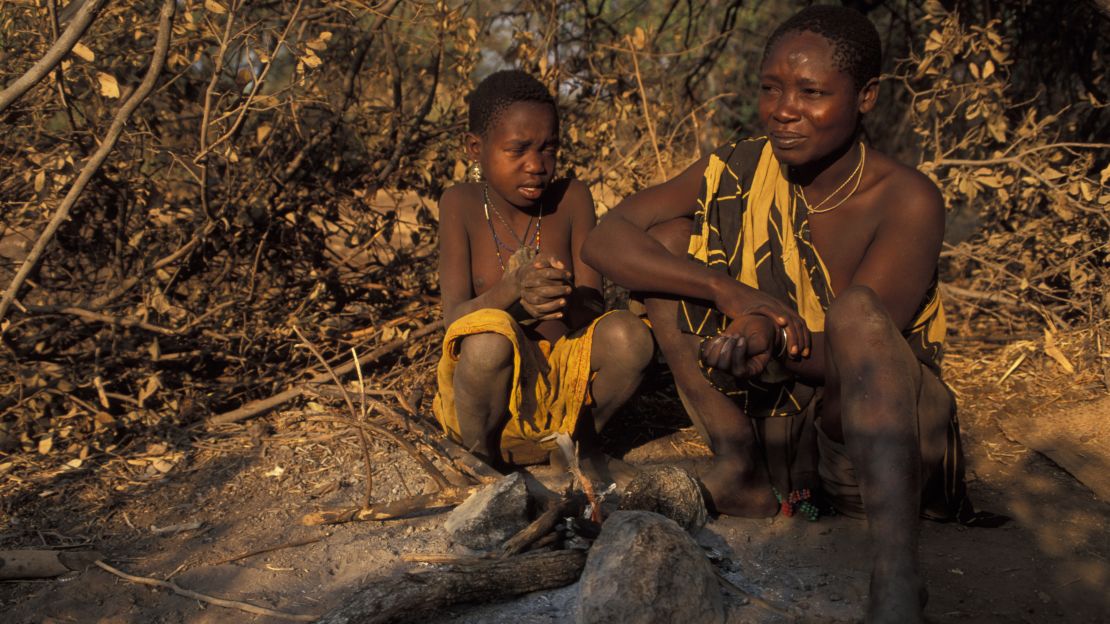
697,457 -> 780,518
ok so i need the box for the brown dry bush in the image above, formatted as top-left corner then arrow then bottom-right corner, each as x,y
0,0 -> 1106,499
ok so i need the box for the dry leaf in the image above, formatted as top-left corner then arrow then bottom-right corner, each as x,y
1043,328 -> 1075,373
302,51 -> 322,68
97,72 -> 120,98
38,436 -> 53,454
253,94 -> 279,108
256,123 -> 272,144
264,466 -> 285,478
204,0 -> 227,14
152,459 -> 174,473
630,26 -> 646,50
72,42 -> 95,62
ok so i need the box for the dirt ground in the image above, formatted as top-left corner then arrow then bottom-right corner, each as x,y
1,343 -> 1108,623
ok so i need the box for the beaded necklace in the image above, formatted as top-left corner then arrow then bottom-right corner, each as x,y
483,183 -> 542,271
796,142 -> 866,215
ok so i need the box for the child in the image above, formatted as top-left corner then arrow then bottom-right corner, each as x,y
433,70 -> 652,481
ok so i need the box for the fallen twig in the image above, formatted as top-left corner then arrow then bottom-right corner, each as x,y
500,495 -> 582,557
0,550 -> 102,580
210,536 -> 323,566
150,520 -> 203,536
94,559 -> 318,621
301,486 -> 478,526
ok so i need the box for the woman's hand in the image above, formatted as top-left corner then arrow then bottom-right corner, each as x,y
699,314 -> 781,379
713,279 -> 810,358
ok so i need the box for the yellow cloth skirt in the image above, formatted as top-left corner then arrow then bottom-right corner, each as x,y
433,308 -> 614,465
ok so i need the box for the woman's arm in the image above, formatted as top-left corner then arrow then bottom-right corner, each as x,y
583,156 -> 810,356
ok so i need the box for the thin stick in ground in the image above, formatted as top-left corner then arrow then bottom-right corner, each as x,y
292,326 -> 374,508
94,560 -> 318,622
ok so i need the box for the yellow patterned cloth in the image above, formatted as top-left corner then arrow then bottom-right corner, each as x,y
679,138 -> 947,419
433,308 -> 614,465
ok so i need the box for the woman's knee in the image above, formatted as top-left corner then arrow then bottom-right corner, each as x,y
593,310 -> 654,369
825,285 -> 891,348
646,217 -> 694,257
457,332 -> 514,373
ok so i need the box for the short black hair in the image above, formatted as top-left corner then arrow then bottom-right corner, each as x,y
467,70 -> 556,136
763,5 -> 882,92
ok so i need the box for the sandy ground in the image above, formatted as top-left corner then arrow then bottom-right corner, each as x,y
1,367 -> 1108,623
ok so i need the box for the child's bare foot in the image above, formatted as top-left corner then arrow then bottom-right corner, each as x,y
867,559 -> 927,624
697,458 -> 779,518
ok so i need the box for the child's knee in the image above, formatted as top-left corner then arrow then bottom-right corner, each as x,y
457,332 -> 514,373
594,311 -> 654,369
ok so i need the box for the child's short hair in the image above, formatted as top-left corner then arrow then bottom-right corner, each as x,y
763,5 -> 882,92
468,70 -> 556,136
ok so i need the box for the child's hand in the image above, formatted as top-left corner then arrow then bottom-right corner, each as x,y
518,255 -> 572,321
505,246 -> 537,273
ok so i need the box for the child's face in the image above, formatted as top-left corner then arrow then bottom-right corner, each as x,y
758,31 -> 875,167
469,101 -> 558,209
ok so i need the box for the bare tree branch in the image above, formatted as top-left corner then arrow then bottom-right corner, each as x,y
0,0 -> 176,324
0,0 -> 107,115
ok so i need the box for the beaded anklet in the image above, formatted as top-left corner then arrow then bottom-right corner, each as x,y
773,487 -> 824,522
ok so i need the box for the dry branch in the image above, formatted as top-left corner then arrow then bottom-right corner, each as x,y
0,0 -> 107,114
315,550 -> 587,624
301,486 -> 478,526
308,414 -> 453,492
500,495 -> 583,557
209,319 -> 443,425
0,549 -> 102,580
0,0 -> 176,324
94,560 -> 318,622
307,386 -> 501,486
210,536 -> 323,566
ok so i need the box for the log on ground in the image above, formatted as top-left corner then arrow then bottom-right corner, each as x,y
316,549 -> 586,624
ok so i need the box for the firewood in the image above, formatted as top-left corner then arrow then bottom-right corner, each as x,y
316,549 -> 586,624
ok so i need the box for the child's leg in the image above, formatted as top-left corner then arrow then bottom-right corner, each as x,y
587,310 -> 654,431
452,332 -> 514,468
564,310 -> 653,486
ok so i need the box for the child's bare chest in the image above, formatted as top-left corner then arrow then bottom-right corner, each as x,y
467,211 -> 574,295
